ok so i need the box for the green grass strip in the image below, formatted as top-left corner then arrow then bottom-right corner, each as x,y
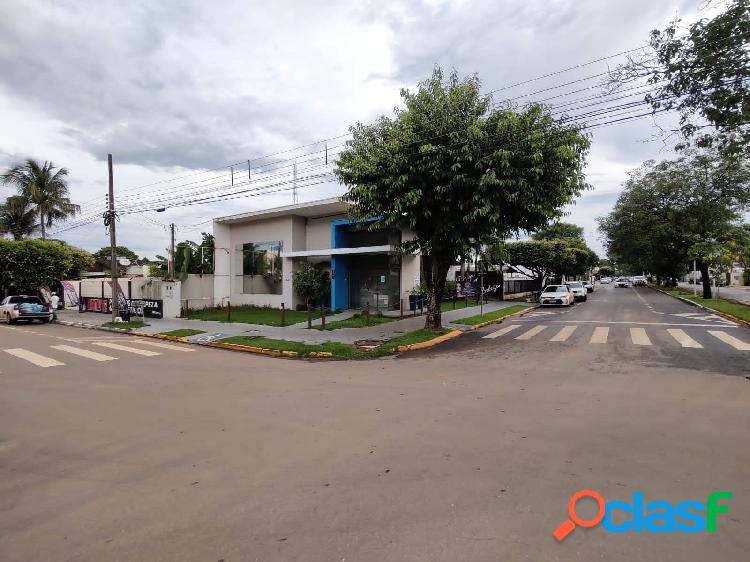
159,328 -> 205,337
185,305 -> 321,326
453,304 -> 530,326
660,287 -> 750,323
218,328 -> 452,359
316,312 -> 397,330
102,320 -> 149,331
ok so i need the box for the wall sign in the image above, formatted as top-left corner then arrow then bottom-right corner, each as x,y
81,297 -> 163,318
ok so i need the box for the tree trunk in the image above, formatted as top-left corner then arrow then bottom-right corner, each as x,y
423,254 -> 450,330
307,300 -> 312,329
699,262 -> 712,299
40,212 -> 45,240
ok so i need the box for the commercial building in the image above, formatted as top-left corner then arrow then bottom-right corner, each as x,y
212,198 -> 421,310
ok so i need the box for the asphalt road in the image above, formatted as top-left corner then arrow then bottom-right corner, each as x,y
0,286 -> 748,562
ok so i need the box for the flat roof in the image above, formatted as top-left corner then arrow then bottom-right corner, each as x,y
214,197 -> 349,225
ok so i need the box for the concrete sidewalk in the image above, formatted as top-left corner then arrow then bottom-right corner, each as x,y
677,282 -> 750,305
57,301 -> 522,344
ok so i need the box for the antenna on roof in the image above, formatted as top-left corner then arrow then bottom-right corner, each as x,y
230,166 -> 234,186
247,160 -> 251,181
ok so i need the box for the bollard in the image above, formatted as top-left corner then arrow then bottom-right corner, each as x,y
364,302 -> 370,326
453,293 -> 456,310
307,302 -> 312,329
321,303 -> 326,330
227,300 -> 232,322
280,302 -> 286,327
400,298 -> 404,319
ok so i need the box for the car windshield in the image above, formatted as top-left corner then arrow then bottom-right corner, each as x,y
567,282 -> 582,288
543,286 -> 567,293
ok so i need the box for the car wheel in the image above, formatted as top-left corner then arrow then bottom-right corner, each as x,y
7,314 -> 16,325
583,296 -> 587,302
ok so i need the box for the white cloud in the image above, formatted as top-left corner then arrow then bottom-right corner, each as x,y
0,0 -> 706,257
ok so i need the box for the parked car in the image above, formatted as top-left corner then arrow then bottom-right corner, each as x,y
1,295 -> 52,324
632,275 -> 647,286
565,281 -> 588,302
539,285 -> 574,307
583,281 -> 594,293
614,277 -> 629,288
600,277 -> 612,284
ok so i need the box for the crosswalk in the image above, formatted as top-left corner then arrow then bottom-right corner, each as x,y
482,324 -> 750,351
3,338 -> 194,369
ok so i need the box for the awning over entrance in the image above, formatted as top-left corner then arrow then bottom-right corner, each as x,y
280,245 -> 395,258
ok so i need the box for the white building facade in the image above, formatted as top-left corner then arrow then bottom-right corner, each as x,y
213,198 -> 421,310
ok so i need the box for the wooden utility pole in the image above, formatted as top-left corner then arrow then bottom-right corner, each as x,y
107,154 -> 119,322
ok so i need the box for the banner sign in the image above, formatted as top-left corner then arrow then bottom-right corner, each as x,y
61,281 -> 80,307
81,297 -> 163,318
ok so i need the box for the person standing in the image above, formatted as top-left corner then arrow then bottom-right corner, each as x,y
49,292 -> 60,321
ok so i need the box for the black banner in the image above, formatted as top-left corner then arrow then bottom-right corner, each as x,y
81,297 -> 163,318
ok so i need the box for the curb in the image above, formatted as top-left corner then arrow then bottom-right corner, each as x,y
461,305 -> 536,330
395,329 -> 462,352
650,286 -> 750,328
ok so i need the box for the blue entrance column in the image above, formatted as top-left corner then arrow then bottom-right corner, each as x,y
330,219 -> 350,310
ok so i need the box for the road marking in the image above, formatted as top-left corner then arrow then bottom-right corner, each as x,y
708,331 -> 750,351
630,328 -> 652,346
483,324 -> 522,339
92,342 -> 162,356
666,329 -> 703,349
3,348 -> 65,367
516,325 -> 547,340
550,325 -> 577,342
590,327 -> 609,344
51,345 -> 117,361
128,340 -> 194,352
525,320 -> 738,328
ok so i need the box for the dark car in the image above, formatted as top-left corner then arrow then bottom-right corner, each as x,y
1,295 -> 52,324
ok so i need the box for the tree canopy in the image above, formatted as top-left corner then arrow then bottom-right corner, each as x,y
0,196 -> 38,240
612,0 -> 750,156
0,239 -> 94,294
598,151 -> 750,296
1,159 -> 80,239
335,67 -> 590,328
531,222 -> 585,242
94,246 -> 139,261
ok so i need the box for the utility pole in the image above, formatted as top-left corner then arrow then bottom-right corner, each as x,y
107,154 -> 119,322
169,223 -> 176,279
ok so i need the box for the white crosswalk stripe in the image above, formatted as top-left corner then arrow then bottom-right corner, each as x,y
516,325 -> 547,340
708,331 -> 750,351
590,327 -> 609,344
92,342 -> 162,356
550,325 -> 577,342
629,328 -> 652,346
51,345 -> 117,361
666,329 -> 703,349
127,340 -> 194,352
4,348 -> 65,368
483,324 -> 522,339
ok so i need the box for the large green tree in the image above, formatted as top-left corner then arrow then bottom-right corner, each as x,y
612,0 -> 750,156
531,222 -> 585,242
599,151 -> 750,296
1,160 -> 80,239
0,239 -> 93,294
0,196 -> 38,240
335,68 -> 590,328
94,246 -> 139,261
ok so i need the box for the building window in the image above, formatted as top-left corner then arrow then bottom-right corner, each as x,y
241,241 -> 282,294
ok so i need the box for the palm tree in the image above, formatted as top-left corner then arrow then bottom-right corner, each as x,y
1,159 -> 80,239
0,196 -> 38,240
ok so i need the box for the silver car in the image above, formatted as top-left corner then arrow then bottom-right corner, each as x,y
539,285 -> 573,307
565,281 -> 588,302
1,295 -> 53,324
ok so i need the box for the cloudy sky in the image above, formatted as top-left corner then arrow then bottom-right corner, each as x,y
0,0 -> 708,257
